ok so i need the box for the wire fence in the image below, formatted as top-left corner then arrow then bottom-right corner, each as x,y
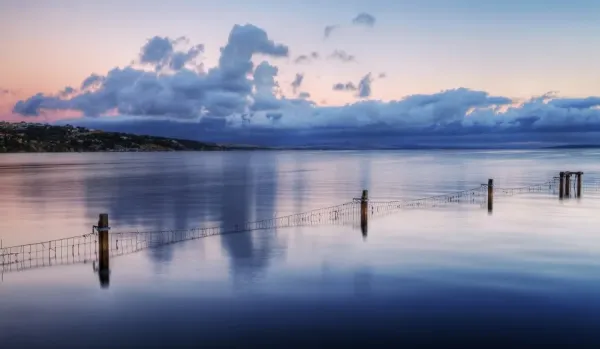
492,179 -> 557,197
1,201 -> 361,273
107,201 -> 361,257
0,232 -> 98,273
362,185 -> 488,219
582,181 -> 600,191
3,176 -> 599,274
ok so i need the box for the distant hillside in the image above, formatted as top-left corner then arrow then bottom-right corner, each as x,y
0,122 -> 261,153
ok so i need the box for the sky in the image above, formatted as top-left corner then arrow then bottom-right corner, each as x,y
2,0 -> 600,147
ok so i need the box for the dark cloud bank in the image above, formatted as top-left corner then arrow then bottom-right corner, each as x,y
12,23 -> 600,149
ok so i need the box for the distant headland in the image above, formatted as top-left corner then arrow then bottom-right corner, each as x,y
0,122 -> 261,153
2,121 -> 600,152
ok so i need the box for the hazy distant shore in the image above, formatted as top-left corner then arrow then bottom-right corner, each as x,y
2,122 -> 599,153
0,122 -> 262,153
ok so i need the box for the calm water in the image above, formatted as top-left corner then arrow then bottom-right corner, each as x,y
2,150 -> 600,348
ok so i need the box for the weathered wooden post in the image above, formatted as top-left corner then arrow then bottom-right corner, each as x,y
577,172 -> 583,198
98,213 -> 110,288
565,172 -> 571,198
360,190 -> 368,238
487,179 -> 493,213
559,172 -> 565,199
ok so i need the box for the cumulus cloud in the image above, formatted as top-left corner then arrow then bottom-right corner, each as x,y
60,87 -> 76,97
81,74 -> 104,90
138,36 -> 204,71
13,24 -> 291,119
254,61 -> 279,94
324,25 -> 338,39
229,87 -> 600,141
294,52 -> 319,64
139,36 -> 174,65
357,73 -> 373,98
219,24 -> 288,78
13,94 -> 47,116
333,82 -> 357,91
329,50 -> 356,62
352,13 -> 376,27
169,44 -> 204,70
49,88 -> 530,146
12,22 -> 600,148
549,97 -> 600,109
252,61 -> 284,112
332,73 -> 374,98
294,55 -> 310,64
324,13 -> 376,39
291,73 -> 304,94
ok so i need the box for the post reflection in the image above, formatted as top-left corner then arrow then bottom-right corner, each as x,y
99,268 -> 110,288
92,261 -> 110,288
360,156 -> 371,240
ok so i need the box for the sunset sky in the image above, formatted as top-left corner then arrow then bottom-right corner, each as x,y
2,0 -> 600,146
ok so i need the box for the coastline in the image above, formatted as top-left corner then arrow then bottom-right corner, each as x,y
0,122 -> 264,153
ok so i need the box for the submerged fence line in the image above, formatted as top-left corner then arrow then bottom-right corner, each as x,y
0,201 -> 360,272
106,201 -> 361,259
2,174 -> 595,275
491,179 -> 557,197
363,185 -> 488,218
0,233 -> 98,273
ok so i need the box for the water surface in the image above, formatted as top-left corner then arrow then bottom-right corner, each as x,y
1,150 -> 600,348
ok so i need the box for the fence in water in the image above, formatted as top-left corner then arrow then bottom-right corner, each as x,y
0,233 -> 98,273
359,184 -> 487,219
3,174 -> 600,275
107,201 -> 362,259
362,178 -> 573,220
1,201 -> 361,273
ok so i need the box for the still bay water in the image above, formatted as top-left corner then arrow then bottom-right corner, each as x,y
1,150 -> 600,348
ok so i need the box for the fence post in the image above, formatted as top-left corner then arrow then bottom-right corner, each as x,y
559,172 -> 565,199
577,172 -> 583,198
360,190 -> 368,238
565,172 -> 571,198
98,213 -> 110,288
487,179 -> 493,214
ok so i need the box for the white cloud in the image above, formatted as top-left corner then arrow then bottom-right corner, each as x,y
12,23 -> 600,147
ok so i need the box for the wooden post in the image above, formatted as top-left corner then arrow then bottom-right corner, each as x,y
360,190 -> 368,238
565,173 -> 571,198
577,172 -> 583,198
559,172 -> 565,199
98,213 -> 110,288
487,179 -> 493,214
